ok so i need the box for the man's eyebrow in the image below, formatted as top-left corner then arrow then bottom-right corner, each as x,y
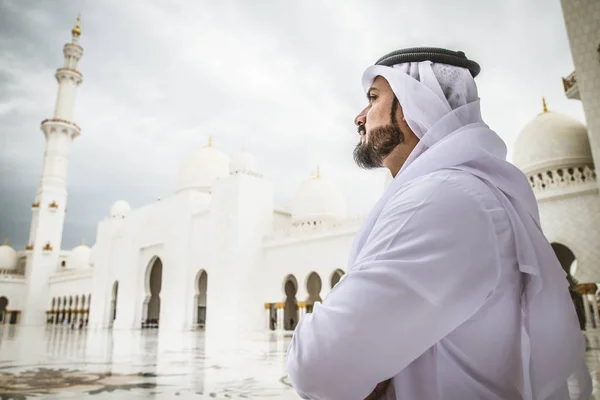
367,87 -> 379,97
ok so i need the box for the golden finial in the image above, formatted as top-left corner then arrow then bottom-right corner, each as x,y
542,97 -> 548,113
208,135 -> 213,147
72,14 -> 81,37
316,166 -> 321,179
2,239 -> 7,246
81,239 -> 85,246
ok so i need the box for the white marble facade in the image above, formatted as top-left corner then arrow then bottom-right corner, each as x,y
1,3 -> 600,339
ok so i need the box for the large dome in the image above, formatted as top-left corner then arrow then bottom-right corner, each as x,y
230,148 -> 258,175
0,240 -> 17,271
513,107 -> 592,173
177,137 -> 230,193
67,242 -> 92,269
291,169 -> 347,224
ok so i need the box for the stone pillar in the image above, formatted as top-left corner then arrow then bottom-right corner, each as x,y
264,303 -> 271,330
297,301 -> 307,320
276,302 -> 284,331
591,294 -> 600,330
583,294 -> 593,330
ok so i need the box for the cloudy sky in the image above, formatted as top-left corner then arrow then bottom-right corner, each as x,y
0,0 -> 587,250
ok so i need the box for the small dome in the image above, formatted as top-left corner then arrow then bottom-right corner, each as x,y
513,109 -> 592,173
110,200 -> 130,219
67,242 -> 92,269
291,169 -> 347,224
177,137 -> 230,193
0,240 -> 17,270
230,148 -> 258,174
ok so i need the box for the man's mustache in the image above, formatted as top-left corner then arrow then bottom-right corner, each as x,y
357,125 -> 366,135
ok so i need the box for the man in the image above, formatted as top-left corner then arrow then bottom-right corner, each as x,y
286,48 -> 592,399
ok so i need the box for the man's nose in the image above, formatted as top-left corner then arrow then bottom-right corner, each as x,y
354,112 -> 366,127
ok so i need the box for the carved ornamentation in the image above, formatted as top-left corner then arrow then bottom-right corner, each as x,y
25,244 -> 34,251
31,202 -> 40,209
527,165 -> 596,194
43,242 -> 53,252
276,302 -> 285,309
562,71 -> 577,93
49,201 -> 59,210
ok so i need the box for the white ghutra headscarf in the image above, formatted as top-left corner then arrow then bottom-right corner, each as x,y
352,60 -> 591,399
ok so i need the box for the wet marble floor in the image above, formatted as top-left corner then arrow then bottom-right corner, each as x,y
0,326 -> 600,399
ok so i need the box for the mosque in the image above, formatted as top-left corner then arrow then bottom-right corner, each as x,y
1,0 -> 599,335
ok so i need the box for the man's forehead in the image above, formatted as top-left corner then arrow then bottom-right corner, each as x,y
368,76 -> 391,92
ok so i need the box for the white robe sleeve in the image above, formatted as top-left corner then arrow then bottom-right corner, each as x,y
286,176 -> 501,399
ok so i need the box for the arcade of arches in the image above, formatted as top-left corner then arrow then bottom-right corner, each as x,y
265,269 -> 345,331
0,296 -> 19,325
46,294 -> 91,327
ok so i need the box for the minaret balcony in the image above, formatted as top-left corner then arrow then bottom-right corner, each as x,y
63,42 -> 83,58
41,118 -> 81,139
562,71 -> 580,100
55,67 -> 82,84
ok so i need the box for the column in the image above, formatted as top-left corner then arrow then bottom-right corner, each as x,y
583,294 -> 593,331
591,293 -> 600,330
276,302 -> 284,331
297,301 -> 307,320
264,303 -> 271,330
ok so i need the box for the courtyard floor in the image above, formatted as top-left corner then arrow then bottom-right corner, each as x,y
0,326 -> 599,399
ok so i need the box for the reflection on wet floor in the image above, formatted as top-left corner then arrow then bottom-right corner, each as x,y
0,326 -> 599,399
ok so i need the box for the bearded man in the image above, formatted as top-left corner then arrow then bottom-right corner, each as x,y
286,48 -> 592,400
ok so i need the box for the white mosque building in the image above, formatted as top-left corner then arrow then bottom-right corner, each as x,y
1,0 -> 599,335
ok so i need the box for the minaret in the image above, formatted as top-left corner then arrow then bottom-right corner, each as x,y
560,0 -> 600,173
22,17 -> 84,325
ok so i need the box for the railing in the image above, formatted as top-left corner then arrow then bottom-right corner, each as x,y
528,165 -> 596,194
0,269 -> 26,280
55,67 -> 82,78
41,118 -> 81,131
264,215 -> 365,242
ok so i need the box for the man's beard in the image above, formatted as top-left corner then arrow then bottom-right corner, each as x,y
353,124 -> 403,169
353,97 -> 404,169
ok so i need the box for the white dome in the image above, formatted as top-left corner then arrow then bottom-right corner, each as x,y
0,241 -> 17,271
67,242 -> 92,269
513,110 -> 592,173
230,148 -> 258,174
110,200 -> 130,219
177,139 -> 230,193
291,170 -> 347,224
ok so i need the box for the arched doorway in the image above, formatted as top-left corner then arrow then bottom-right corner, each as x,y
283,275 -> 298,330
330,269 -> 345,289
306,272 -> 322,314
110,281 -> 119,326
194,270 -> 208,328
551,243 -> 585,329
0,297 -> 8,324
144,257 -> 163,327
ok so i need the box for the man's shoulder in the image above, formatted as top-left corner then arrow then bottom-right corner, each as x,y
394,169 -> 499,211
